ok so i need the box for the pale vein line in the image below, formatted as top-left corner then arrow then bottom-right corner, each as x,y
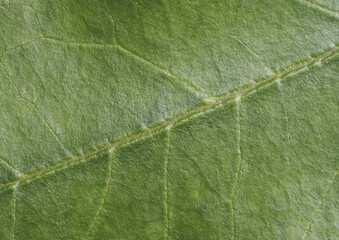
0,37 -> 42,62
308,0 -> 339,13
111,101 -> 146,128
4,71 -> 71,155
0,156 -> 23,177
0,45 -> 337,193
33,105 -> 71,155
0,4 -> 44,58
42,36 -> 208,98
187,150 -> 231,203
102,0 -> 207,99
12,183 -> 18,240
297,0 -> 339,18
203,172 -> 231,203
84,149 -> 115,239
164,128 -> 171,240
302,171 -> 338,240
228,35 -> 272,73
27,4 -> 44,37
230,96 -> 242,240
42,36 -> 115,47
114,43 -> 209,98
103,0 -> 117,44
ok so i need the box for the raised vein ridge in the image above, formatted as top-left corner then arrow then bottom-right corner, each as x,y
0,45 -> 337,192
297,0 -> 339,18
84,149 -> 115,239
164,129 -> 171,240
230,96 -> 243,240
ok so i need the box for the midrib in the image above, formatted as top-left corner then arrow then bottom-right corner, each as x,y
0,45 -> 337,192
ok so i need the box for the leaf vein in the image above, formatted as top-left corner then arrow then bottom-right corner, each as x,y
164,128 -> 171,240
102,0 -> 207,98
114,42 -> 208,98
296,0 -> 339,18
302,171 -> 338,240
230,96 -> 243,240
4,70 -> 71,156
33,106 -> 71,155
228,34 -> 272,74
41,36 -> 208,98
84,149 -> 115,239
0,45 -> 337,193
0,156 -> 23,177
12,184 -> 18,240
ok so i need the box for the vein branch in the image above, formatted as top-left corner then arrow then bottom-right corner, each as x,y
0,45 -> 337,193
164,128 -> 171,240
4,71 -> 70,155
297,0 -> 339,18
228,34 -> 272,73
103,0 -> 117,44
230,96 -> 243,240
84,148 -> 115,239
0,37 -> 42,62
12,183 -> 18,240
0,156 -> 24,177
42,36 -> 115,47
33,105 -> 71,155
114,42 -> 208,98
42,36 -> 208,98
111,101 -> 146,128
27,4 -> 44,38
302,171 -> 338,240
102,0 -> 206,98
186,149 -> 231,203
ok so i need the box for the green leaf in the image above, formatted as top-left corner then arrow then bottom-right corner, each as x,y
0,0 -> 338,239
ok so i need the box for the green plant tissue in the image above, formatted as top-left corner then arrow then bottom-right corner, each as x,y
0,0 -> 338,239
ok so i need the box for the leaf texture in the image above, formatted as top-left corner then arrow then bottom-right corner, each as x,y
0,0 -> 338,239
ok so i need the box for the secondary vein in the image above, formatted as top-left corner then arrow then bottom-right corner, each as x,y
302,170 -> 338,240
0,45 -> 337,193
38,36 -> 208,99
114,42 -> 209,98
12,183 -> 18,240
0,156 -> 23,177
297,0 -> 339,19
164,128 -> 171,240
84,148 -> 115,239
230,96 -> 243,240
3,69 -> 71,156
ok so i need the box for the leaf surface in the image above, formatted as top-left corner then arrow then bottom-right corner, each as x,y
0,0 -> 338,239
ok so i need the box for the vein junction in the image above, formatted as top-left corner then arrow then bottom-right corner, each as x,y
0,44 -> 337,193
41,36 -> 208,98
